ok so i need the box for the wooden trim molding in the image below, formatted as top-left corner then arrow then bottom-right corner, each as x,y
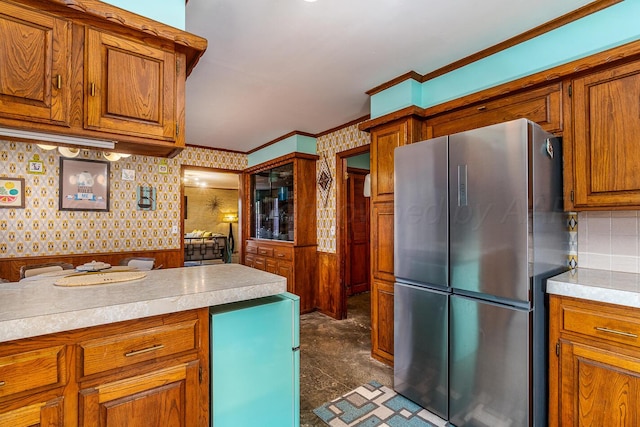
365,0 -> 621,96
243,151 -> 319,173
315,115 -> 371,138
358,37 -> 640,132
247,131 -> 316,155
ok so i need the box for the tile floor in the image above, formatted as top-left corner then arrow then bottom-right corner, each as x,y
299,292 -> 394,427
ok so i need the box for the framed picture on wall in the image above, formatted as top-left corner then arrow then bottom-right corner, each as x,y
59,158 -> 110,211
0,177 -> 25,209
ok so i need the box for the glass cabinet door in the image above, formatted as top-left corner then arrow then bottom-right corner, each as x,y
251,163 -> 294,241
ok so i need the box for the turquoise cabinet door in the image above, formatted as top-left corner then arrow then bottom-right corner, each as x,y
211,293 -> 300,427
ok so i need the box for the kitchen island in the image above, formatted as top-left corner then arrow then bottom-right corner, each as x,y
547,268 -> 640,426
0,264 -> 287,427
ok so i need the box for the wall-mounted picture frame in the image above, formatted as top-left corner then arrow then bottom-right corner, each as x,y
0,177 -> 25,209
59,158 -> 110,212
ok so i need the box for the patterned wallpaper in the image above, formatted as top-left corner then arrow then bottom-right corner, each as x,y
0,140 -> 246,258
316,123 -> 371,253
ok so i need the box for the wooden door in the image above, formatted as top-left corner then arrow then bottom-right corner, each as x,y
85,28 -> 176,141
571,60 -> 640,208
79,362 -> 200,427
559,340 -> 640,426
0,2 -> 70,124
346,168 -> 370,296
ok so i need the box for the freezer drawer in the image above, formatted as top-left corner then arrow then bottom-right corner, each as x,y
210,293 -> 300,427
449,295 -> 532,427
394,282 -> 448,420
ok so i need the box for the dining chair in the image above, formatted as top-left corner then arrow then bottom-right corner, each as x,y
118,257 -> 157,271
20,262 -> 74,279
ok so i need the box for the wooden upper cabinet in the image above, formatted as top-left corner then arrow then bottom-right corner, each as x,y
0,2 -> 70,125
568,60 -> 640,209
370,119 -> 421,202
85,28 -> 176,141
426,82 -> 563,138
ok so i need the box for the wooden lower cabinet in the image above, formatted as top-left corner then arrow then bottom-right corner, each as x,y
0,308 -> 209,427
549,295 -> 640,426
244,240 -> 315,313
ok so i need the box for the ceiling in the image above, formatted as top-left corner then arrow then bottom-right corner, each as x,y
184,0 -> 595,153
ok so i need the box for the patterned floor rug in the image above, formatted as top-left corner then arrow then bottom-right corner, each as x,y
313,381 -> 440,427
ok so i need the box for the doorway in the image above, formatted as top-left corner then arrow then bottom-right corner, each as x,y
336,144 -> 371,318
181,166 -> 242,265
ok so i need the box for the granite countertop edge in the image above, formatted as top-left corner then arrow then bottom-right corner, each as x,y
547,267 -> 640,309
0,264 -> 287,343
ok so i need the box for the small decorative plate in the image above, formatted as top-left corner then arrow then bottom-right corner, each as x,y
76,261 -> 111,272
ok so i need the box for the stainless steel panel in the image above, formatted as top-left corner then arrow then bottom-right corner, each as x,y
394,282 -> 449,420
394,137 -> 449,288
449,119 -> 530,303
449,295 -> 531,427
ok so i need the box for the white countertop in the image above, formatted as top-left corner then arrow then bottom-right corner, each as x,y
0,264 -> 286,343
547,268 -> 640,308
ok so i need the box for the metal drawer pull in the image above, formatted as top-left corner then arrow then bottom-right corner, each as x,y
56,74 -> 61,89
477,105 -> 486,110
277,253 -> 284,257
90,83 -> 96,97
0,381 -> 5,387
595,327 -> 638,338
124,344 -> 165,357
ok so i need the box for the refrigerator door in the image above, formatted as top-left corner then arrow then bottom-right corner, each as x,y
210,293 -> 300,427
449,294 -> 531,427
394,282 -> 449,419
394,136 -> 449,288
449,119 -> 530,304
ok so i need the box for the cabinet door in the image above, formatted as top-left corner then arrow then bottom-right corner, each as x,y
0,2 -> 70,124
571,61 -> 640,208
79,362 -> 200,427
277,261 -> 294,293
371,201 -> 394,283
427,83 -> 562,138
85,28 -> 176,141
370,121 -> 409,202
371,279 -> 394,364
559,340 -> 640,426
0,395 -> 63,427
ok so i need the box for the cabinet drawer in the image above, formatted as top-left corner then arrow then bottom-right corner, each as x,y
0,346 -> 66,399
265,258 -> 278,274
561,301 -> 640,349
257,246 -> 274,257
253,256 -> 266,271
274,246 -> 293,261
79,320 -> 198,377
245,243 -> 258,254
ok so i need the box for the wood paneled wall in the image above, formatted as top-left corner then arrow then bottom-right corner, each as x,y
0,249 -> 183,282
316,252 -> 341,319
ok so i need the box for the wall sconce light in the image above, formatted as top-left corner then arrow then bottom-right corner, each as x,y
363,173 -> 371,197
58,147 -> 80,158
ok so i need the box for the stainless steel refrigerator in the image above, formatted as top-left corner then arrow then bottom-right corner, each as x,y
393,118 -> 567,426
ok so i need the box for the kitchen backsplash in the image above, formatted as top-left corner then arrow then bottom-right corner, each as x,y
578,211 -> 640,273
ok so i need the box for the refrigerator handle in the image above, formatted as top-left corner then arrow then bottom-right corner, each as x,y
457,164 -> 468,206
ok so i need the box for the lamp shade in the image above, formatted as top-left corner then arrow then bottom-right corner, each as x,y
222,213 -> 238,223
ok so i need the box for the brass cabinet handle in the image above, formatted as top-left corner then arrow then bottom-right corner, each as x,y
0,381 -> 5,387
595,327 -> 638,338
477,105 -> 487,111
124,344 -> 165,357
56,74 -> 61,89
90,83 -> 96,97
277,253 -> 284,257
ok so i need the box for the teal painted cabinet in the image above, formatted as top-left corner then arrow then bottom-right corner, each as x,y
210,293 -> 300,427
